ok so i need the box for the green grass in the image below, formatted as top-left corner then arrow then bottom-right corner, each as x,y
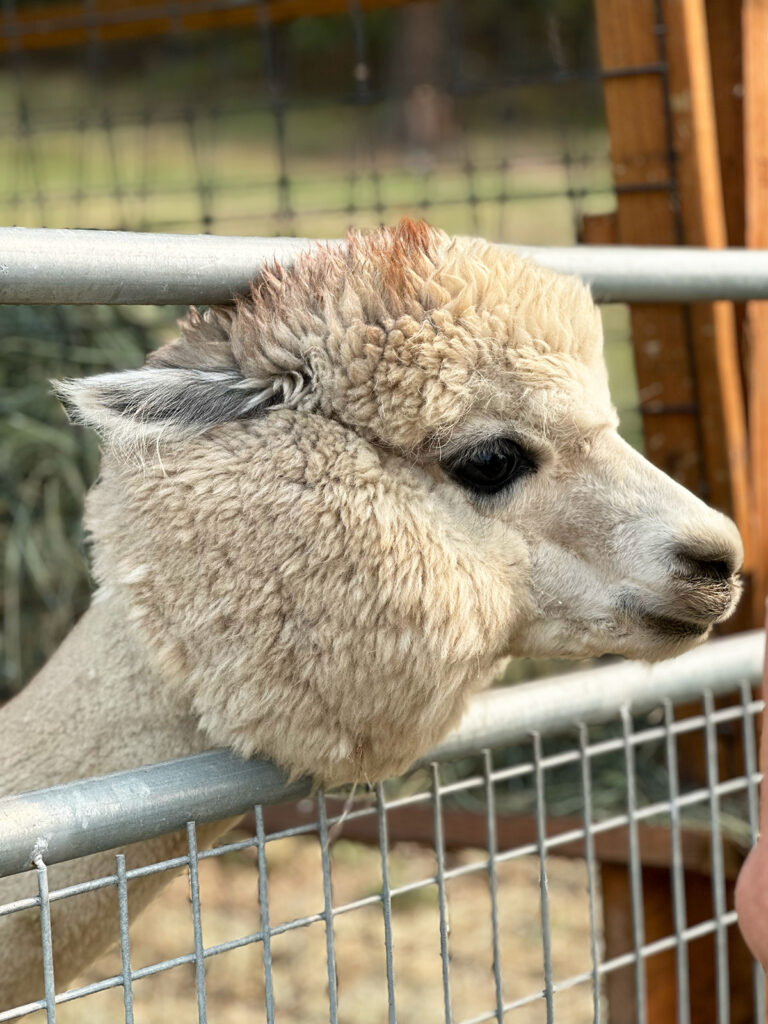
0,80 -> 614,241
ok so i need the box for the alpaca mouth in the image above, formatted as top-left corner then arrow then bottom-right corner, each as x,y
634,609 -> 711,640
617,593 -> 715,640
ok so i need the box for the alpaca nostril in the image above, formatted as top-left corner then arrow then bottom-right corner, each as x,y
674,546 -> 739,581
694,558 -> 732,581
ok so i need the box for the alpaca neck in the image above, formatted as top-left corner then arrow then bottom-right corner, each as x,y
0,593 -> 222,1011
0,591 -> 211,800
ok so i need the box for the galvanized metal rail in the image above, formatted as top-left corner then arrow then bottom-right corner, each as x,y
0,628 -> 763,879
2,227 -> 768,305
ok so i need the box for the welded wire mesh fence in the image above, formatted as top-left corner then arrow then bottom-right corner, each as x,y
0,631 -> 764,1023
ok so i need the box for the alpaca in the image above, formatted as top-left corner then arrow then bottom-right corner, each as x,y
0,220 -> 743,1009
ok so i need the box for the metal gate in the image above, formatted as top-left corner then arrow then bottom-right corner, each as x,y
0,629 -> 764,1023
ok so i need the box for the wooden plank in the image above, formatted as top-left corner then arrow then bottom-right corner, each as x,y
706,0 -> 745,251
704,2 -> 756,631
0,0 -> 426,53
578,211 -> 618,245
593,0 -> 706,498
661,0 -> 751,544
706,0 -> 748,460
743,0 -> 768,623
601,865 -> 755,1023
257,801 -> 745,878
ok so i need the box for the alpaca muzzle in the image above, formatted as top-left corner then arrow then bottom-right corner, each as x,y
617,547 -> 743,639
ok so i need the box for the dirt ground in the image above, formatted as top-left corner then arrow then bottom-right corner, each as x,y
38,834 -> 598,1024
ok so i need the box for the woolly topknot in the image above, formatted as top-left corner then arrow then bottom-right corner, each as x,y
58,220 -> 604,452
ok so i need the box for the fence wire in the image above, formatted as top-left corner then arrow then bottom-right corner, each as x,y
0,0 -> 612,242
0,632 -> 764,1023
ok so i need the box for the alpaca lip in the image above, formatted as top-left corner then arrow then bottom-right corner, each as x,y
634,609 -> 710,639
617,594 -> 712,638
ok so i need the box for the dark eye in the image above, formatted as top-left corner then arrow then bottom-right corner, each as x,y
443,438 -> 536,495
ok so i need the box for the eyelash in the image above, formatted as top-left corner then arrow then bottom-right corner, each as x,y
441,437 -> 537,496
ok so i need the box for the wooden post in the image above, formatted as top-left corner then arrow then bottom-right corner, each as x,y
600,864 -> 754,1023
661,0 -> 749,533
591,0 -> 755,1019
705,0 -> 745,254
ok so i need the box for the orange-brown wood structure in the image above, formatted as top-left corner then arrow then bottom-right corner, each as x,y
590,0 -> 750,565
743,0 -> 768,628
0,0 -> 417,54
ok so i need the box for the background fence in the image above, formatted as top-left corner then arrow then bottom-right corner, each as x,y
0,630 -> 764,1024
0,0 -> 610,240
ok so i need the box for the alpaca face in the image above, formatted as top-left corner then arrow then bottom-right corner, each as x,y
450,420 -> 742,663
58,221 -> 742,783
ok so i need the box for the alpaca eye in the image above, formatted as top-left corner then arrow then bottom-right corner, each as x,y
443,438 -> 536,495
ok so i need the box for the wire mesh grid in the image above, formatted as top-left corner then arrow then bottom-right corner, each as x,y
0,0 -> 614,241
0,672 -> 763,1024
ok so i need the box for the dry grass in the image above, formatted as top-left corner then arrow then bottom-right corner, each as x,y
38,835 -> 598,1024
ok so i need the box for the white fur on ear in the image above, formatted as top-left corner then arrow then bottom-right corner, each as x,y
53,366 -> 312,447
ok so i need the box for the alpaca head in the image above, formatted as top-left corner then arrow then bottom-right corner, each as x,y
57,220 -> 743,784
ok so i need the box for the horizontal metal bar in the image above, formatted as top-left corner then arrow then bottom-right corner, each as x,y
3,228 -> 768,304
516,245 -> 768,301
0,229 -> 317,306
0,753 -> 310,879
431,628 -> 764,760
0,630 -> 763,879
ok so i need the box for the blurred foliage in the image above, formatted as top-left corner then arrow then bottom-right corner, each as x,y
0,305 -> 179,698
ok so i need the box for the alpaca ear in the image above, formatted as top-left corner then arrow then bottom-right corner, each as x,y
53,365 -> 311,444
146,306 -> 239,372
